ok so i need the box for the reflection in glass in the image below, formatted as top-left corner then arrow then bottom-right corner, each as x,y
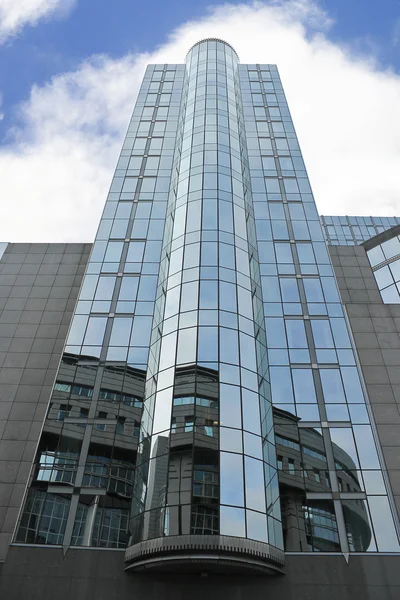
353,426 -> 380,469
244,432 -> 263,460
17,353 -> 145,548
367,496 -> 400,551
220,427 -> 242,453
16,490 -> 70,545
342,500 -> 374,552
274,408 -> 373,552
220,452 -> 244,506
292,369 -> 316,403
220,506 -> 245,538
330,428 -> 359,469
245,456 -> 266,512
340,367 -> 364,403
362,471 -> 386,495
242,389 -> 261,434
247,509 -> 268,543
326,404 -> 349,421
320,369 -> 345,403
130,366 -> 220,542
84,317 -> 107,346
296,404 -> 319,421
303,501 -> 340,552
71,496 -> 129,548
220,383 -> 241,428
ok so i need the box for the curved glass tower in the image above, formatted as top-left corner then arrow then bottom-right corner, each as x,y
126,38 -> 283,573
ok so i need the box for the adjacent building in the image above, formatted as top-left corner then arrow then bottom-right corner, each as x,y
1,39 -> 400,598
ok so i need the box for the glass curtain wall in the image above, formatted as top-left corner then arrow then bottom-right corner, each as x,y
240,63 -> 400,552
321,215 -> 400,246
15,62 -> 185,549
128,39 -> 281,553
365,229 -> 400,303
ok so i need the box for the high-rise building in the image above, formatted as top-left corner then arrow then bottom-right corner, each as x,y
1,38 -> 400,598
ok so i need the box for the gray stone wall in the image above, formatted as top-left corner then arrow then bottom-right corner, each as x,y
0,546 -> 399,600
329,244 -> 400,519
0,243 -> 90,561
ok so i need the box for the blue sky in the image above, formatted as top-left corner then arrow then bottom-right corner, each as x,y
1,0 -> 399,136
1,0 -> 400,241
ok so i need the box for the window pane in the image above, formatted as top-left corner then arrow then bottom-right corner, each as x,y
220,452 -> 244,506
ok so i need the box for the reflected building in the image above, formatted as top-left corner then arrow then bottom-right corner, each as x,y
275,408 -> 371,553
129,365 -> 223,556
1,38 -> 400,598
16,353 -> 145,549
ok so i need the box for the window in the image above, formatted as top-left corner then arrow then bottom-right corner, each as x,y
303,446 -> 326,462
303,502 -> 339,551
54,382 -> 70,393
173,396 -> 195,406
196,397 -> 218,408
76,407 -> 89,427
16,490 -> 70,545
57,404 -> 71,421
99,388 -> 142,407
116,417 -> 125,435
191,506 -> 218,535
204,419 -> 215,437
276,435 -> 300,452
95,411 -> 107,431
36,450 -> 78,484
71,384 -> 93,397
91,507 -> 129,548
185,416 -> 195,433
193,470 -> 218,499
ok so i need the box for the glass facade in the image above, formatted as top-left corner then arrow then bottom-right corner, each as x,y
14,40 -> 400,570
365,227 -> 400,303
321,215 -> 400,246
239,62 -> 399,555
128,39 -> 280,555
15,59 -> 184,552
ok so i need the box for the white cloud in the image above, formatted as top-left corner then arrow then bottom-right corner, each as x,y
0,53 -> 149,241
0,0 -> 76,43
1,0 -> 400,242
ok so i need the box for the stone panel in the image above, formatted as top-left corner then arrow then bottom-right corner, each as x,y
0,547 -> 398,600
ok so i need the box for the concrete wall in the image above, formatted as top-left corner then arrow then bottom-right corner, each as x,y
0,243 -> 90,561
329,244 -> 400,519
0,546 -> 399,600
